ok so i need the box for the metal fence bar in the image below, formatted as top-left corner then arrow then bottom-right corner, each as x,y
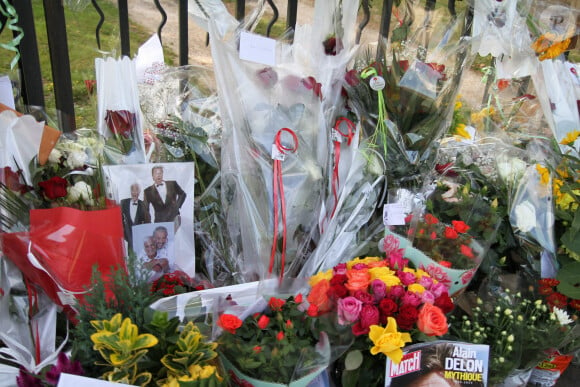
179,0 -> 188,65
118,0 -> 130,56
43,0 -> 75,132
12,0 -> 44,110
286,0 -> 297,31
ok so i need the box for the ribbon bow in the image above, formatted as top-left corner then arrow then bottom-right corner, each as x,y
269,128 -> 299,280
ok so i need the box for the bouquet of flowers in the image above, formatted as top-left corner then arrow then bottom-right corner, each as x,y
448,278 -> 576,385
217,294 -> 330,386
306,236 -> 454,387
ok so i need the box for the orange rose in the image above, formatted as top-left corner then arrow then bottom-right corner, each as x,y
307,279 -> 332,314
417,303 -> 448,336
345,269 -> 371,295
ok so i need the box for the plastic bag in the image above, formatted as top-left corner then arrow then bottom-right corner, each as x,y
96,56 -> 147,164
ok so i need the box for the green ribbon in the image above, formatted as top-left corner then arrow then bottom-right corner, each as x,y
0,0 -> 24,69
361,66 -> 388,157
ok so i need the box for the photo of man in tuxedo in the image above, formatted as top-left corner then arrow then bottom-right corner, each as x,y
121,183 -> 151,249
143,166 -> 187,223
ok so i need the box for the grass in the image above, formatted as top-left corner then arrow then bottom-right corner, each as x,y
0,0 -> 176,129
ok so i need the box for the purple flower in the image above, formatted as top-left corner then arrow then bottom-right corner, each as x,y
371,279 -> 387,301
401,291 -> 422,308
17,368 -> 41,387
45,352 -> 84,385
337,296 -> 363,325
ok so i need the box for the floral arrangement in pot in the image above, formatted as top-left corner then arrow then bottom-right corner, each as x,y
216,294 -> 330,387
306,234 -> 454,386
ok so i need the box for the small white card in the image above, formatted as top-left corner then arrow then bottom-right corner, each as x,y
383,203 -> 406,226
239,31 -> 276,66
58,373 -> 136,386
0,75 -> 15,109
271,144 -> 286,161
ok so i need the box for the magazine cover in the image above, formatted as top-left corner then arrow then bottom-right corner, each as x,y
102,162 -> 195,280
385,341 -> 490,387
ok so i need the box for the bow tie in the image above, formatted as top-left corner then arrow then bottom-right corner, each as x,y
132,202 -> 138,205
156,183 -> 164,187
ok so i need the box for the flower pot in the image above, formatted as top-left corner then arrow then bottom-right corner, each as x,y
385,230 -> 482,296
221,355 -> 328,387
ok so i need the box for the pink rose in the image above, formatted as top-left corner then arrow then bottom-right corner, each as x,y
401,291 -> 422,308
430,282 -> 449,298
337,296 -> 363,325
418,275 -> 434,290
387,285 -> 405,299
371,279 -> 387,301
421,290 -> 435,304
351,304 -> 379,336
398,271 -> 417,286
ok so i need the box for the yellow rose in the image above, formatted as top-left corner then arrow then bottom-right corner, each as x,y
309,269 -> 333,287
408,283 -> 426,294
369,318 -> 412,363
369,267 -> 395,281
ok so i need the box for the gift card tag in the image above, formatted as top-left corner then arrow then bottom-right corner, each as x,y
383,203 -> 406,226
369,75 -> 385,91
271,144 -> 286,161
539,5 -> 576,41
239,31 -> 276,66
331,128 -> 343,143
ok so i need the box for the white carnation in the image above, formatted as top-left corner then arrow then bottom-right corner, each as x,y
67,181 -> 94,205
514,201 -> 536,232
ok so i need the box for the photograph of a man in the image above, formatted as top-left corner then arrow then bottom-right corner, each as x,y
121,183 -> 151,248
143,165 -> 187,223
153,225 -> 174,270
137,235 -> 169,282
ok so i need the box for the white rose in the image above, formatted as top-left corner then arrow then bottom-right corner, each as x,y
514,201 -> 536,232
65,150 -> 88,169
48,149 -> 62,164
497,157 -> 527,183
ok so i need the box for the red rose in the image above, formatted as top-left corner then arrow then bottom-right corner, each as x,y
425,214 -> 439,225
497,79 -> 510,91
344,69 -> 360,87
460,244 -> 474,258
218,314 -> 243,334
104,109 -> 136,138
357,304 -> 379,333
396,305 -> 419,330
256,67 -> 278,88
294,293 -> 303,303
353,290 -> 375,305
285,319 -> 293,329
434,294 -> 454,314
253,346 -> 262,354
257,315 -> 269,329
307,304 -> 319,317
276,331 -> 285,341
444,227 -> 458,239
439,261 -> 452,268
38,176 -> 68,199
268,297 -> 286,311
379,298 -> 398,319
330,274 -> 347,285
327,283 -> 348,299
452,220 -> 470,233
323,36 -> 337,55
0,166 -> 29,194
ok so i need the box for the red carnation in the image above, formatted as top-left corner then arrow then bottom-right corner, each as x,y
569,299 -> 580,311
38,176 -> 68,200
539,278 -> 560,287
538,285 -> 554,296
546,292 -> 568,310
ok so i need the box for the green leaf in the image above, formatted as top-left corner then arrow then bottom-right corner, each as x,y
557,262 -> 580,299
344,350 -> 363,371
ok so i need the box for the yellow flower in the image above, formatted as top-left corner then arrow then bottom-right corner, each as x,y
560,130 -> 580,145
556,191 -> 579,211
454,123 -> 471,140
346,256 -> 381,269
407,283 -> 426,294
369,318 -> 412,363
455,100 -> 463,110
536,164 -> 550,186
309,269 -> 333,287
532,35 -> 571,61
369,266 -> 395,281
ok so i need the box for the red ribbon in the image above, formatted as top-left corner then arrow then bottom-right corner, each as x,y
269,128 -> 299,279
330,117 -> 355,218
24,278 -> 41,365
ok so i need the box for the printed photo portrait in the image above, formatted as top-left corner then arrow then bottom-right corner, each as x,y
102,162 -> 195,278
